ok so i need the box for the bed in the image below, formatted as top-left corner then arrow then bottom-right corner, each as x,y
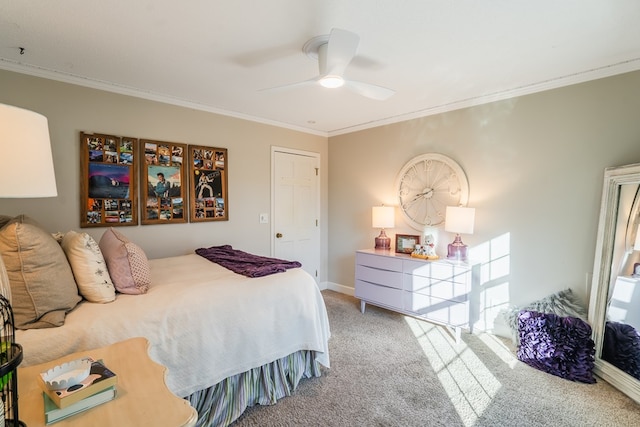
3,218 -> 331,427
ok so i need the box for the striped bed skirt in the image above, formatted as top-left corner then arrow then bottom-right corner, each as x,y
185,350 -> 322,427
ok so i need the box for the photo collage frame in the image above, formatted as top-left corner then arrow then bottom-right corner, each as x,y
140,139 -> 188,225
80,133 -> 138,227
189,145 -> 228,222
80,132 -> 228,227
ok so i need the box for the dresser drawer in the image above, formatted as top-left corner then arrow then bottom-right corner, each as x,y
403,292 -> 468,327
403,259 -> 468,282
404,274 -> 468,301
355,280 -> 403,308
356,264 -> 403,289
356,252 -> 404,272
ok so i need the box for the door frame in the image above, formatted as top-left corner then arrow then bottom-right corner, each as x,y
270,146 -> 321,276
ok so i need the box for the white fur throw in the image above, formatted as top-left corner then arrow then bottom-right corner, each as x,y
504,289 -> 588,344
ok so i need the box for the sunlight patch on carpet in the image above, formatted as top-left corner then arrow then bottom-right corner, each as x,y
478,332 -> 518,368
404,317 -> 502,426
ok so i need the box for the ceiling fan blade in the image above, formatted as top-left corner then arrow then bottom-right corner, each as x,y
324,28 -> 360,76
344,80 -> 395,101
259,77 -> 319,93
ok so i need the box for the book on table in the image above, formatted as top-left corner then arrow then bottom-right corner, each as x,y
43,386 -> 117,424
38,358 -> 118,409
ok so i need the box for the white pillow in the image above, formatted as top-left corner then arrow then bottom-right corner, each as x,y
61,231 -> 116,303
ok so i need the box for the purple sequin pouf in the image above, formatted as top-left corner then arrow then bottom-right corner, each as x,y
517,310 -> 596,384
603,321 -> 640,380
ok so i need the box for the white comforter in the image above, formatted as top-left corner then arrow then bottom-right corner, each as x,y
16,254 -> 331,397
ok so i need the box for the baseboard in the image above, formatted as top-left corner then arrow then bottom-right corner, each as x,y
323,282 -> 355,296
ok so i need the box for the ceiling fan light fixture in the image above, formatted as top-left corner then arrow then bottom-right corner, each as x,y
319,75 -> 345,89
262,28 -> 395,100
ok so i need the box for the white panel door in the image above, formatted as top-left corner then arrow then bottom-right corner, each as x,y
273,149 -> 320,283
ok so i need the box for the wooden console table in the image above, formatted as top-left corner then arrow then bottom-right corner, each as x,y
18,337 -> 197,426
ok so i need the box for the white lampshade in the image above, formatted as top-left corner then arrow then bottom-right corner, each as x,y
372,206 -> 395,229
0,103 -> 58,197
1,104 -> 58,302
445,206 -> 475,235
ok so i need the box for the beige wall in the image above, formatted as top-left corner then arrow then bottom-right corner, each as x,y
328,70 -> 640,329
0,70 -> 329,281
3,67 -> 640,329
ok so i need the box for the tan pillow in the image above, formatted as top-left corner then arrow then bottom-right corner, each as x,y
0,215 -> 81,329
61,231 -> 116,303
99,228 -> 150,295
0,215 -> 12,229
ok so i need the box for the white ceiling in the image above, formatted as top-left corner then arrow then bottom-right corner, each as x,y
1,1 -> 640,137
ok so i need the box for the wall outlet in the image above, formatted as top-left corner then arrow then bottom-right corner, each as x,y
259,213 -> 268,224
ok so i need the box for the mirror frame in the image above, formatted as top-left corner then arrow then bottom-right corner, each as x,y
589,162 -> 640,403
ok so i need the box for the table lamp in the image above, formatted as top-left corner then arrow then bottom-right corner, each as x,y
372,205 -> 394,249
0,102 -> 58,427
445,206 -> 475,261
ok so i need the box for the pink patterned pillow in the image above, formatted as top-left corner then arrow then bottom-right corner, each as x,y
98,228 -> 150,294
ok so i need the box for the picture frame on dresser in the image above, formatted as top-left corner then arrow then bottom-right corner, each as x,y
140,139 -> 188,224
395,234 -> 420,254
188,145 -> 228,222
80,132 -> 139,227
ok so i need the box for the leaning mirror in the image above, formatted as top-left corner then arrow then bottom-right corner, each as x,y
589,162 -> 640,403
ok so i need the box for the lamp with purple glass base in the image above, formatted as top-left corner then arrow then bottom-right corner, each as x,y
372,205 -> 394,250
445,206 -> 475,261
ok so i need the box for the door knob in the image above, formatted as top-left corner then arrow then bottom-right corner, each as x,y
276,233 -> 283,238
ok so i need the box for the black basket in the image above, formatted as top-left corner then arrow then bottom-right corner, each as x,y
0,294 -> 24,427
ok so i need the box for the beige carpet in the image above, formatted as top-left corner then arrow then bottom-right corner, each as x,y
233,290 -> 640,426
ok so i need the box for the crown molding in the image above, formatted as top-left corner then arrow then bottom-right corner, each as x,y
3,57 -> 639,138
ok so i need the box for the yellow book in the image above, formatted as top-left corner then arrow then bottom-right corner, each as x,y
38,358 -> 117,409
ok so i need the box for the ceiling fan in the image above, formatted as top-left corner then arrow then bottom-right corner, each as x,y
263,28 -> 395,101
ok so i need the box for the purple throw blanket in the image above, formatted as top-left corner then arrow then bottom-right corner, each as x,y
195,245 -> 302,277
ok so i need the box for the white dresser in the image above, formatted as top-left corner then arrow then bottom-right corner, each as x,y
608,275 -> 640,331
354,249 -> 480,341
